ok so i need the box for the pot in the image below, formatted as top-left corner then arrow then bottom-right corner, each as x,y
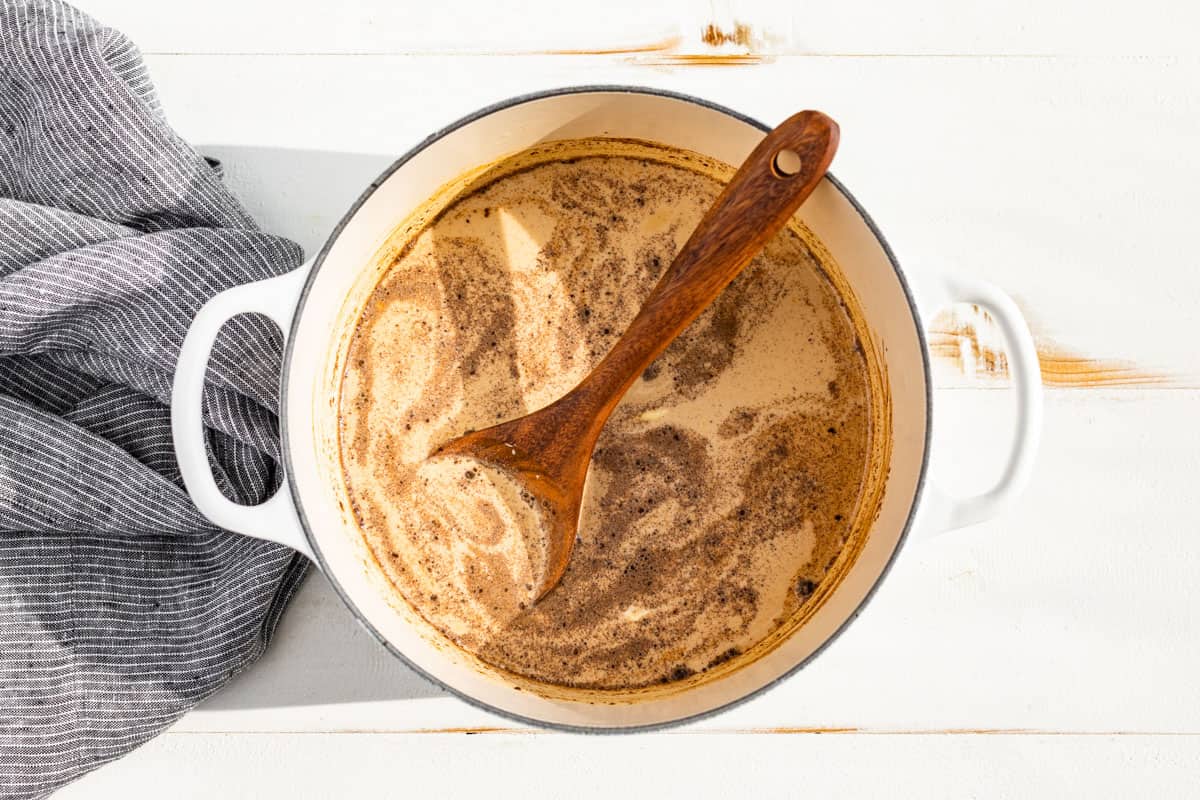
171,86 -> 1042,730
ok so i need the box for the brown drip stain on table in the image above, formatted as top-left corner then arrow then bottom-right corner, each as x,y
534,21 -> 768,63
629,20 -> 772,67
635,53 -> 769,67
929,305 -> 1170,388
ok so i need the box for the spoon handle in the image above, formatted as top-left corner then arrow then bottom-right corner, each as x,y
574,110 -> 840,431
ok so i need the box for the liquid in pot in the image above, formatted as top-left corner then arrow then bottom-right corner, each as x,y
338,145 -> 876,690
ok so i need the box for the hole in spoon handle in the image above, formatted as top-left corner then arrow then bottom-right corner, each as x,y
772,148 -> 804,177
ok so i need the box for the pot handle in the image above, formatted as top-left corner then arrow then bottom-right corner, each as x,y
917,274 -> 1044,534
170,263 -> 315,561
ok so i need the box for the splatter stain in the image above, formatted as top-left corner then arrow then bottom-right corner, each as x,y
630,20 -> 772,66
927,306 -> 1010,378
701,22 -> 758,48
929,305 -> 1170,388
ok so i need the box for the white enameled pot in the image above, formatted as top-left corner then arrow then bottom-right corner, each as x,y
171,87 -> 1042,730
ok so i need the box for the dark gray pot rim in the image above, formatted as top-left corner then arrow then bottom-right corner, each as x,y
279,84 -> 933,734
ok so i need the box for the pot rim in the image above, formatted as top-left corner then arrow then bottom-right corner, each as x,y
279,84 -> 933,733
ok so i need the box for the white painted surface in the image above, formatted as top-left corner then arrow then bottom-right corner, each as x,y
57,0 -> 1200,795
75,0 -> 1200,55
56,734 -> 1200,799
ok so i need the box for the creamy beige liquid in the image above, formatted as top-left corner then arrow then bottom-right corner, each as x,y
339,149 -> 875,690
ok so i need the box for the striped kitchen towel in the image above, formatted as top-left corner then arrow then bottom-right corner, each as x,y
0,1 -> 310,796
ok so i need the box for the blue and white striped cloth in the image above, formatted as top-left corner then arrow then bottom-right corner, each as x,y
0,2 -> 309,796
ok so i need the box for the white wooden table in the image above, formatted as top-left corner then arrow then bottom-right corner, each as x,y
60,1 -> 1200,796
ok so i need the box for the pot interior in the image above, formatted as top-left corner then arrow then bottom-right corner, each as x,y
283,89 -> 929,728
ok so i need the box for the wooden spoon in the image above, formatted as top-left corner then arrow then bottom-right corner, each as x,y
434,110 -> 840,599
